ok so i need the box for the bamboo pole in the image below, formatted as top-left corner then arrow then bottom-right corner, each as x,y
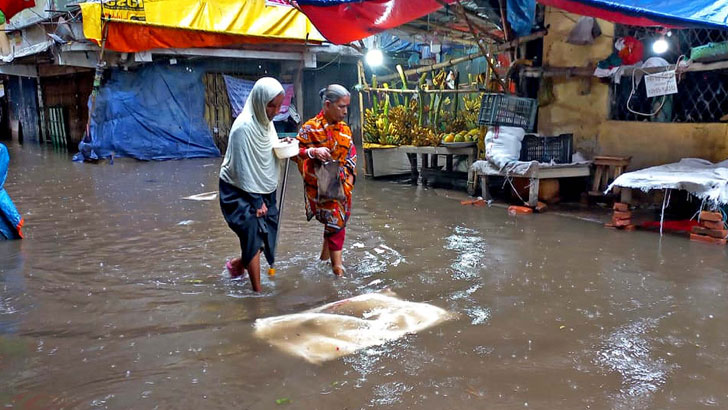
375,30 -> 546,83
452,0 -> 506,91
357,60 -> 366,145
362,87 -> 483,94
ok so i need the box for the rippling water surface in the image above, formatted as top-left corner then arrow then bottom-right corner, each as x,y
1,142 -> 728,409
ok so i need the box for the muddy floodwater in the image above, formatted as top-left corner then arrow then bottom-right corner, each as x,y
2,142 -> 728,409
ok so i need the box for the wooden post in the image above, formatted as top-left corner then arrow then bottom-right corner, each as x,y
420,153 -> 429,184
364,149 -> 374,177
420,153 -> 429,169
467,146 -> 478,195
408,153 -> 418,185
528,177 -> 539,207
294,61 -> 304,126
620,188 -> 633,205
480,175 -> 490,201
35,77 -> 47,144
357,61 -> 365,144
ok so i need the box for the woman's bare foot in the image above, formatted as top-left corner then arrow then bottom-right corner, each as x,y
226,258 -> 245,278
332,265 -> 345,277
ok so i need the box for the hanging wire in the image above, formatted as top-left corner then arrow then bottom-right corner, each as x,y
309,53 -> 342,71
659,188 -> 672,236
626,55 -> 686,117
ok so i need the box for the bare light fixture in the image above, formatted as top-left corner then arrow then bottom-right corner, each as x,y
365,48 -> 384,67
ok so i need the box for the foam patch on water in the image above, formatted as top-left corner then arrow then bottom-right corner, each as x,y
464,306 -> 491,325
371,382 -> 413,406
595,317 -> 678,398
254,291 -> 455,364
353,244 -> 405,277
444,226 -> 485,280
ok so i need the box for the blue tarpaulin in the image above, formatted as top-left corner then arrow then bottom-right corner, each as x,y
539,0 -> 728,29
0,143 -> 23,240
508,0 -> 536,37
84,63 -> 220,161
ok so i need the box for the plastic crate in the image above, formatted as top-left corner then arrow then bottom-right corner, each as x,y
478,93 -> 538,132
520,134 -> 573,164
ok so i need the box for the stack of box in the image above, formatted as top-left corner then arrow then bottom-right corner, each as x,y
605,202 -> 635,230
690,211 -> 727,245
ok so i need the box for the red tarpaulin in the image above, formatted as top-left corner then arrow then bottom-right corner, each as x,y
297,0 -> 455,44
0,0 -> 35,20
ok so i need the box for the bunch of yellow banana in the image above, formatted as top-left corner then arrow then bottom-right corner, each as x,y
411,126 -> 438,147
386,105 -> 417,145
463,96 -> 481,113
432,70 -> 447,88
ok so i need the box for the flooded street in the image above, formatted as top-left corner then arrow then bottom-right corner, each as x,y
2,141 -> 728,409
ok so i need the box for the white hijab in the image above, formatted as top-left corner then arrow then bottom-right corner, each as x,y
220,77 -> 284,194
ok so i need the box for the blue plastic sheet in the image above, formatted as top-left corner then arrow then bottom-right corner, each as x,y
508,0 -> 536,37
85,63 -> 220,161
0,143 -> 22,240
539,0 -> 728,29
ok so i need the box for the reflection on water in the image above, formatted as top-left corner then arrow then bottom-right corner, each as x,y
1,142 -> 728,409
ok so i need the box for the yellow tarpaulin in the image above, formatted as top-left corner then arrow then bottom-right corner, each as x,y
80,0 -> 325,52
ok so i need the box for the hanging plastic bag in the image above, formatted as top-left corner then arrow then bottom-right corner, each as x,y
315,161 -> 346,202
567,17 -> 602,45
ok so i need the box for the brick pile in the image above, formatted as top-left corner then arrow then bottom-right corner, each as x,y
605,202 -> 635,231
690,211 -> 727,245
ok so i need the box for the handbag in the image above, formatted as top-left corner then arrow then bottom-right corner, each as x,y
314,160 -> 346,202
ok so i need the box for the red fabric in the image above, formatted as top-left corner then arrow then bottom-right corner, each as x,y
16,217 -> 23,239
93,21 -> 319,53
300,0 -> 455,44
641,219 -> 699,232
0,0 -> 35,20
324,226 -> 346,251
618,36 -> 644,65
537,0 -> 680,28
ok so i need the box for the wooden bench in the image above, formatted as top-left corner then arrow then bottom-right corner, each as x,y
476,161 -> 592,207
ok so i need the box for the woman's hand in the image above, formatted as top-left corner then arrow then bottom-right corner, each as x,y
307,147 -> 332,161
256,203 -> 268,217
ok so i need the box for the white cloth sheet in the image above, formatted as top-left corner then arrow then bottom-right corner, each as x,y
607,158 -> 728,205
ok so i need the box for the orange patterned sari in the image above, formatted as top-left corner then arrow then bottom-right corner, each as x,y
296,112 -> 357,233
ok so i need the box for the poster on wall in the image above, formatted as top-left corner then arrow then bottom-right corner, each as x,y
223,75 -> 295,121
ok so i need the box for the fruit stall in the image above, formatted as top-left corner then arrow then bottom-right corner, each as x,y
358,62 -> 489,194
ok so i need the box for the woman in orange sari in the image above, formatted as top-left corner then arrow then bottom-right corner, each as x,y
296,85 -> 356,276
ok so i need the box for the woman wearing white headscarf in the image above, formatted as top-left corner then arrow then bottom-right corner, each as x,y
219,77 -> 284,292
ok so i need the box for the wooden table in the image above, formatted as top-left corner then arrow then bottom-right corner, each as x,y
477,161 -> 591,207
363,145 -> 479,194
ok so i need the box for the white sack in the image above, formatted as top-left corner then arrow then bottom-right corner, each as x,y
485,126 -> 526,170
